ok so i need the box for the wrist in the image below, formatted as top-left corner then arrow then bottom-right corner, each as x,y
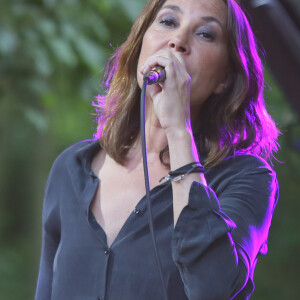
165,126 -> 193,143
166,127 -> 200,169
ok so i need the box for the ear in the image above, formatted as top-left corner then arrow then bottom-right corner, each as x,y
213,74 -> 232,94
213,63 -> 233,94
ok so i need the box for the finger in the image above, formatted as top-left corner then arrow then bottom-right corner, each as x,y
168,51 -> 191,83
141,55 -> 186,89
141,55 -> 169,75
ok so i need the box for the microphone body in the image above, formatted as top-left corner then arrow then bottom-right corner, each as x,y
144,66 -> 166,85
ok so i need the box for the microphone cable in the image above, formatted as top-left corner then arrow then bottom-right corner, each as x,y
140,69 -> 168,300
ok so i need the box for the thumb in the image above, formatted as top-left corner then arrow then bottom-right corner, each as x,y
146,83 -> 163,101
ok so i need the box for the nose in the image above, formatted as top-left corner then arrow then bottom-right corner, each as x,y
168,31 -> 191,54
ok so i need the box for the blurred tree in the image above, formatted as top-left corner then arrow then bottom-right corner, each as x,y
0,0 -> 145,298
0,0 -> 299,299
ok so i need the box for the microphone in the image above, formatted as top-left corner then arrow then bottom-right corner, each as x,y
143,66 -> 166,85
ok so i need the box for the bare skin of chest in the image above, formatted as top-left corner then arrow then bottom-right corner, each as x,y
90,150 -> 168,247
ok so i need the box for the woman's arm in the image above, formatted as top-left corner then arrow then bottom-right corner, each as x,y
169,150 -> 278,300
166,128 -> 206,226
35,163 -> 61,300
35,227 -> 59,300
141,48 -> 278,299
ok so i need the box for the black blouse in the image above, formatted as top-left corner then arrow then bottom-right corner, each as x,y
35,139 -> 278,300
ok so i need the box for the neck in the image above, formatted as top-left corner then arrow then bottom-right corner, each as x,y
127,97 -> 168,164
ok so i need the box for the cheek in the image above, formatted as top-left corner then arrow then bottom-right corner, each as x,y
136,33 -> 154,88
189,49 -> 228,105
137,26 -> 167,70
192,47 -> 228,84
189,64 -> 217,102
136,41 -> 147,89
137,42 -> 146,70
137,30 -> 154,68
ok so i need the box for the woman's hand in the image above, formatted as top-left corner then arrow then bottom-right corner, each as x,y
140,49 -> 206,227
140,49 -> 192,136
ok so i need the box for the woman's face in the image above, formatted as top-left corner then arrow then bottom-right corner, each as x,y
137,0 -> 229,110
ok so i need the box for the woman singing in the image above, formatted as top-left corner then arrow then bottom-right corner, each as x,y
35,0 -> 279,299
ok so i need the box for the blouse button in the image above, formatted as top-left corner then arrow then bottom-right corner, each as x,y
133,208 -> 140,215
104,249 -> 110,255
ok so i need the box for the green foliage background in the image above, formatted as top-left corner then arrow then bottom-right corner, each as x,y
0,0 -> 299,299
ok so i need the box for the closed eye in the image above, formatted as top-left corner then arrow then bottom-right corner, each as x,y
196,29 -> 216,41
159,18 -> 178,28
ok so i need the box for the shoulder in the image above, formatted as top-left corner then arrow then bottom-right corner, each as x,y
210,153 -> 276,177
205,153 -> 278,199
50,139 -> 99,172
45,139 -> 100,191
53,139 -> 98,164
41,140 -> 97,234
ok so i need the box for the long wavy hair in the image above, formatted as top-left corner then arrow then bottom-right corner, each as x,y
94,0 -> 279,167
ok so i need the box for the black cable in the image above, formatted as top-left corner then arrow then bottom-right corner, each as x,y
141,78 -> 168,300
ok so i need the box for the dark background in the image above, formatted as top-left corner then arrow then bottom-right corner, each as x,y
0,0 -> 299,299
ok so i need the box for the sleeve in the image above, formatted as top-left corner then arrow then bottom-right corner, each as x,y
35,163 -> 61,300
171,156 -> 279,300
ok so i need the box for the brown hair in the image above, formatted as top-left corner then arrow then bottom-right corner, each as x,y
94,0 -> 279,167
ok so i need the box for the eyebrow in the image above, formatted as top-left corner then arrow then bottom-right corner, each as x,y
161,5 -> 183,13
202,16 -> 224,30
160,5 -> 224,30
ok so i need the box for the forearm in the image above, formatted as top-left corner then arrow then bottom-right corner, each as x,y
166,128 -> 207,226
